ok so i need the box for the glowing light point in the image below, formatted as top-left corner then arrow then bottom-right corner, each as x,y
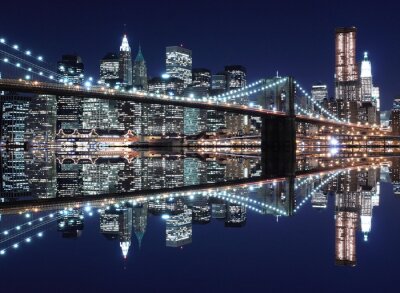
25,50 -> 31,55
37,56 -> 43,61
37,232 -> 43,237
0,250 -> 5,255
0,38 -> 5,43
13,44 -> 18,50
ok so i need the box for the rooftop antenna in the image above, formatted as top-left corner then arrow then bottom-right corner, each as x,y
276,70 -> 279,78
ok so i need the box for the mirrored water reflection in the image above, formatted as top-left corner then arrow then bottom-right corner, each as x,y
1,150 -> 400,291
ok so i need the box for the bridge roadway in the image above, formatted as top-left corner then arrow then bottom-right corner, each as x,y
0,162 -> 378,215
0,79 -> 371,130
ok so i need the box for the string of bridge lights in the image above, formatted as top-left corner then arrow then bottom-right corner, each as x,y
293,171 -> 342,213
293,81 -> 343,122
1,212 -> 57,238
0,37 -> 45,62
0,54 -> 59,81
0,231 -> 44,256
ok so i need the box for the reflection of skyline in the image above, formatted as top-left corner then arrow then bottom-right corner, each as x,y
0,161 -> 391,266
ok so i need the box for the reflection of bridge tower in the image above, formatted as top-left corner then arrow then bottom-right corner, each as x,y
254,179 -> 295,216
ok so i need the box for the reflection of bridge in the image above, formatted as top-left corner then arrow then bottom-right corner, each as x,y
0,162 -> 377,215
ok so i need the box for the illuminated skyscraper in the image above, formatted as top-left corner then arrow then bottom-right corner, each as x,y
166,46 -> 192,87
335,27 -> 359,102
119,35 -> 133,86
192,68 -> 211,88
133,45 -> 148,90
57,54 -> 84,85
225,65 -> 247,91
100,53 -> 121,86
392,98 -> 400,135
360,52 -> 372,103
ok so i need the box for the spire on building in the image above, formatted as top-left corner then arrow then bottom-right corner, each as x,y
120,35 -> 131,52
135,44 -> 144,62
361,51 -> 372,78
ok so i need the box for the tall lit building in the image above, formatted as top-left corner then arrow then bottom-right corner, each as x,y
360,52 -> 372,102
133,45 -> 148,90
119,35 -> 133,87
57,54 -> 84,85
392,98 -> 400,135
166,46 -> 192,87
100,53 -> 121,86
335,27 -> 359,102
360,52 -> 380,122
225,65 -> 247,91
192,68 -> 211,88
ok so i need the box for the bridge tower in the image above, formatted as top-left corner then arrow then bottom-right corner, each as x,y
261,77 -> 296,179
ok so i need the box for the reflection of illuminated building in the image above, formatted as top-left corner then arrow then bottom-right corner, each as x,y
57,209 -> 84,238
100,207 -> 133,259
190,197 -> 211,224
26,151 -> 57,198
166,209 -> 192,247
225,204 -> 246,227
335,210 -> 357,266
0,96 -> 30,146
0,150 -> 30,198
311,192 -> 328,209
133,203 -> 148,248
211,203 -> 226,219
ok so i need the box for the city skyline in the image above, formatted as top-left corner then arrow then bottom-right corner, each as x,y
1,0 -> 398,110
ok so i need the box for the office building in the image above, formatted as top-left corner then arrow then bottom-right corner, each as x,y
166,46 -> 192,87
133,45 -> 148,90
335,27 -> 359,102
225,65 -> 247,91
392,98 -> 400,135
56,96 -> 82,130
100,52 -> 121,86
119,35 -> 133,86
57,54 -> 84,85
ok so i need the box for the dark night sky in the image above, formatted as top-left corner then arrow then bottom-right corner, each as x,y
1,0 -> 399,110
